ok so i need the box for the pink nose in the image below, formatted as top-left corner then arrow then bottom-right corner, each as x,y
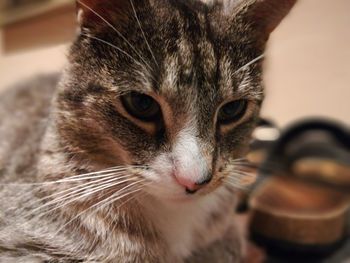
173,173 -> 212,194
174,175 -> 198,191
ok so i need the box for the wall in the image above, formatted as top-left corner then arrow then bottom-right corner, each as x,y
263,0 -> 350,126
0,31 -> 67,90
0,0 -> 349,126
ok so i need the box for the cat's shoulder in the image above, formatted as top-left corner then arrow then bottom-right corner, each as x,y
0,73 -> 60,175
0,72 -> 60,130
0,73 -> 60,108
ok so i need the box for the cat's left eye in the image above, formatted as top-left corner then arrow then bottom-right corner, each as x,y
121,92 -> 161,122
217,99 -> 248,125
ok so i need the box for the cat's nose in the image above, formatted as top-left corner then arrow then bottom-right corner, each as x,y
174,172 -> 212,194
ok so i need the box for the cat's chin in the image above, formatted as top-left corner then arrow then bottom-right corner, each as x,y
146,192 -> 199,204
165,194 -> 203,203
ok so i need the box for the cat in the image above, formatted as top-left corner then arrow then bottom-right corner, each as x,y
0,0 -> 297,262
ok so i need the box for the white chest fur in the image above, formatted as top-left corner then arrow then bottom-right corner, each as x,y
145,187 -> 236,259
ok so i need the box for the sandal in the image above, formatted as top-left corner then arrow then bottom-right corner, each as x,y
248,118 -> 350,260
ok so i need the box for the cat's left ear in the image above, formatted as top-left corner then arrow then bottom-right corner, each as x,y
76,0 -> 135,29
232,0 -> 298,43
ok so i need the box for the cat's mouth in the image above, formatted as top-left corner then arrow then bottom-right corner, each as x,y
162,181 -> 225,204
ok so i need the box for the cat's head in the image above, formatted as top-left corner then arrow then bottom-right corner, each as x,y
55,0 -> 296,201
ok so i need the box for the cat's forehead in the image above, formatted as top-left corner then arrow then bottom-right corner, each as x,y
147,1 -> 262,102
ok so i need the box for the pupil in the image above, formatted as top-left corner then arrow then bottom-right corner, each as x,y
224,103 -> 239,115
135,95 -> 152,111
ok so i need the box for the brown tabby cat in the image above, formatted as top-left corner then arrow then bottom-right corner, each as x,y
0,0 -> 297,262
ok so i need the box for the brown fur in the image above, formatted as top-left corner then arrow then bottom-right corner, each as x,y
0,0 -> 297,262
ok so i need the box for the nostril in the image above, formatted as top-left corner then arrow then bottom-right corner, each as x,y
173,173 -> 197,190
185,188 -> 198,195
195,174 -> 212,186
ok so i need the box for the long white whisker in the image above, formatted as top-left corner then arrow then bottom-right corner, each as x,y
59,168 -> 145,182
77,0 -> 152,71
224,179 -> 249,191
55,180 -> 147,235
61,166 -> 135,179
230,160 -> 256,165
23,173 -> 136,215
234,54 -> 265,75
2,166 -> 148,186
230,170 -> 255,177
26,176 -> 135,218
2,171 -> 122,187
226,177 -> 244,184
28,175 -> 140,219
231,158 -> 248,162
129,0 -> 158,67
80,33 -> 148,71
62,165 -> 148,181
228,171 -> 256,182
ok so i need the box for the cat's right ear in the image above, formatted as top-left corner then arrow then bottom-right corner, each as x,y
76,0 -> 130,29
231,0 -> 298,44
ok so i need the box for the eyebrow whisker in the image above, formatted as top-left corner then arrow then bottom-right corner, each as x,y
234,54 -> 265,75
129,0 -> 159,68
77,0 -> 153,70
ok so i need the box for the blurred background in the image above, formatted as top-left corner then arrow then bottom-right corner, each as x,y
0,0 -> 349,126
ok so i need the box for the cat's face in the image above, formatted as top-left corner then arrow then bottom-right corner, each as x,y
56,0 -> 296,201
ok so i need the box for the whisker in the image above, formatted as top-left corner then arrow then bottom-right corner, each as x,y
59,166 -> 147,182
1,165 -> 148,186
26,174 -> 140,219
233,54 -> 265,75
225,176 -> 244,184
1,171 -> 119,187
227,170 -> 257,183
224,179 -> 249,191
224,179 -> 244,189
77,0 -> 152,71
223,168 -> 255,178
23,173 -> 136,215
231,158 -> 249,162
129,0 -> 158,67
233,160 -> 254,163
54,179 -> 148,235
61,166 -> 134,179
80,33 -> 147,70
231,161 -> 259,167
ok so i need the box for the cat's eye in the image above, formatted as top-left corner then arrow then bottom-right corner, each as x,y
121,92 -> 161,122
217,100 -> 248,125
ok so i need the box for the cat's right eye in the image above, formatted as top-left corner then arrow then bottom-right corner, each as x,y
121,92 -> 161,122
217,99 -> 248,125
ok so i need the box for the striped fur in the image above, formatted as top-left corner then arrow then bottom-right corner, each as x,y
0,0 -> 297,262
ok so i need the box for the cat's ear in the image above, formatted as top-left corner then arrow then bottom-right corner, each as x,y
232,0 -> 297,42
76,0 -> 131,29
